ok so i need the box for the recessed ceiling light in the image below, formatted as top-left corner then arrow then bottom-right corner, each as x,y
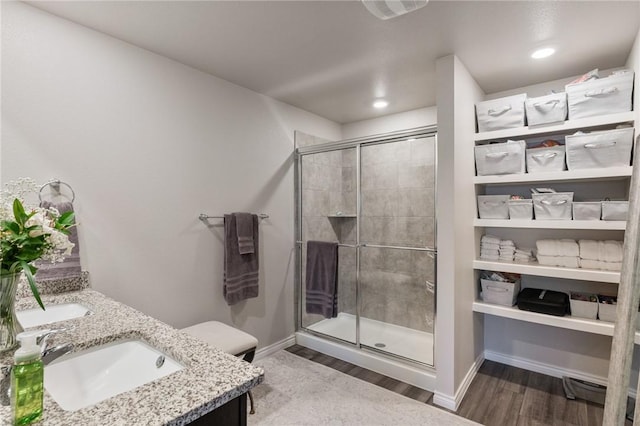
531,47 -> 556,59
373,99 -> 388,109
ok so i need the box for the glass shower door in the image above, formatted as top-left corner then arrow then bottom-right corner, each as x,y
299,147 -> 358,344
359,136 -> 436,365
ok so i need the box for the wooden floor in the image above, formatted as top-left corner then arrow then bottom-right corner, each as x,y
286,344 -> 631,426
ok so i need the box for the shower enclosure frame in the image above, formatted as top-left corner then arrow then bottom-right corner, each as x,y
294,125 -> 438,369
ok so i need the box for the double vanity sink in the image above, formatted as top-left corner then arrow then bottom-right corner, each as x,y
0,287 -> 264,425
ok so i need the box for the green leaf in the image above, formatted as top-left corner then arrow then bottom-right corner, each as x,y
20,261 -> 45,311
1,221 -> 20,234
57,211 -> 75,226
12,199 -> 27,226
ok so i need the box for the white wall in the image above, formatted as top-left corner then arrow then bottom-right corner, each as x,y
434,55 -> 485,410
1,2 -> 341,349
341,106 -> 437,140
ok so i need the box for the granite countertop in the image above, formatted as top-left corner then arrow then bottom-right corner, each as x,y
0,285 -> 264,425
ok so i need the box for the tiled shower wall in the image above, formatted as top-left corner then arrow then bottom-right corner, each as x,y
296,131 -> 436,335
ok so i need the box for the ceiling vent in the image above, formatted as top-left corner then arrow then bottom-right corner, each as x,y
362,0 -> 428,20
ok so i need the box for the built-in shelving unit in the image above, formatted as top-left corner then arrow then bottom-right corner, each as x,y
473,301 -> 640,344
474,219 -> 626,230
474,110 -> 634,335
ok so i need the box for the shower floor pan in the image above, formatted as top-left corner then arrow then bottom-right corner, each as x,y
307,313 -> 433,366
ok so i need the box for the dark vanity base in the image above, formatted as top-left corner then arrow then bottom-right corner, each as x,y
188,393 -> 247,426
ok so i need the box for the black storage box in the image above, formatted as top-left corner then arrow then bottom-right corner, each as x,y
517,288 -> 569,316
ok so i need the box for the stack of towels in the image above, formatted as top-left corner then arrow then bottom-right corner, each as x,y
499,240 -> 516,262
480,235 -> 501,261
579,240 -> 623,271
536,239 -> 580,268
514,248 -> 535,263
480,235 -> 534,263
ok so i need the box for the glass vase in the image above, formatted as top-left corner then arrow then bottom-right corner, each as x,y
0,272 -> 24,352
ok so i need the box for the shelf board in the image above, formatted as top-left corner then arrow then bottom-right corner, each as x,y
474,219 -> 626,230
474,111 -> 635,142
473,301 -> 640,344
473,259 -> 620,283
473,166 -> 633,185
327,215 -> 357,218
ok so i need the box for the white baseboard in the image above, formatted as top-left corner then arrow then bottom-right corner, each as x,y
433,351 -> 484,412
254,334 -> 296,361
485,350 -> 637,399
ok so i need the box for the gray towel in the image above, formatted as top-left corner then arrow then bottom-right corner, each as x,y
224,214 -> 259,305
234,212 -> 255,255
305,241 -> 338,319
35,201 -> 81,281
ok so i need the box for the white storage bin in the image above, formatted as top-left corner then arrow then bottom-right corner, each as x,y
478,195 -> 510,219
601,201 -> 629,221
508,199 -> 533,220
475,140 -> 526,176
533,192 -> 574,220
566,71 -> 634,120
481,279 -> 520,306
476,94 -> 527,132
565,127 -> 634,170
572,202 -> 601,220
526,146 -> 566,173
525,92 -> 567,126
570,292 -> 598,320
598,295 -> 617,322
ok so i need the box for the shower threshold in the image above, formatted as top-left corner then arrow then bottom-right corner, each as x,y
307,313 -> 433,366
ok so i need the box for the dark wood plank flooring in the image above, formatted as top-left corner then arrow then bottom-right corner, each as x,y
286,344 -> 631,426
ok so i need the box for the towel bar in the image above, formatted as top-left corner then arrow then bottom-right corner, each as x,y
199,213 -> 269,221
39,179 -> 75,203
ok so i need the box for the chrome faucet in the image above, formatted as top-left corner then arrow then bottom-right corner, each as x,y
0,328 -> 74,406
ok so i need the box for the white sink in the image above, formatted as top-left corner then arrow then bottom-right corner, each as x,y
45,339 -> 184,411
17,303 -> 92,328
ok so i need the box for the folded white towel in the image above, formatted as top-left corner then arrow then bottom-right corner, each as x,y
482,235 -> 501,245
578,240 -> 623,263
500,240 -> 515,247
480,253 -> 499,261
515,248 -> 534,256
480,243 -> 500,250
499,248 -> 515,253
536,255 -> 580,268
481,249 -> 499,256
580,259 -> 622,271
536,239 -> 579,257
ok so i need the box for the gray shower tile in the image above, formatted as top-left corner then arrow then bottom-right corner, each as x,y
302,189 -> 330,217
398,165 -> 435,189
395,217 -> 428,246
314,150 -> 342,166
361,189 -> 398,217
341,191 -> 357,215
302,161 -> 331,191
397,189 -> 431,217
339,219 -> 357,244
361,162 -> 398,190
303,217 -> 338,242
295,131 -> 332,149
329,191 -> 344,216
342,148 -> 356,167
360,217 -> 396,245
410,138 -> 435,166
342,167 -> 356,192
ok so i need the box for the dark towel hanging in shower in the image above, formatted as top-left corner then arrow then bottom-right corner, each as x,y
305,241 -> 339,319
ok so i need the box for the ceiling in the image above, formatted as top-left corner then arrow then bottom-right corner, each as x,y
27,1 -> 640,124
